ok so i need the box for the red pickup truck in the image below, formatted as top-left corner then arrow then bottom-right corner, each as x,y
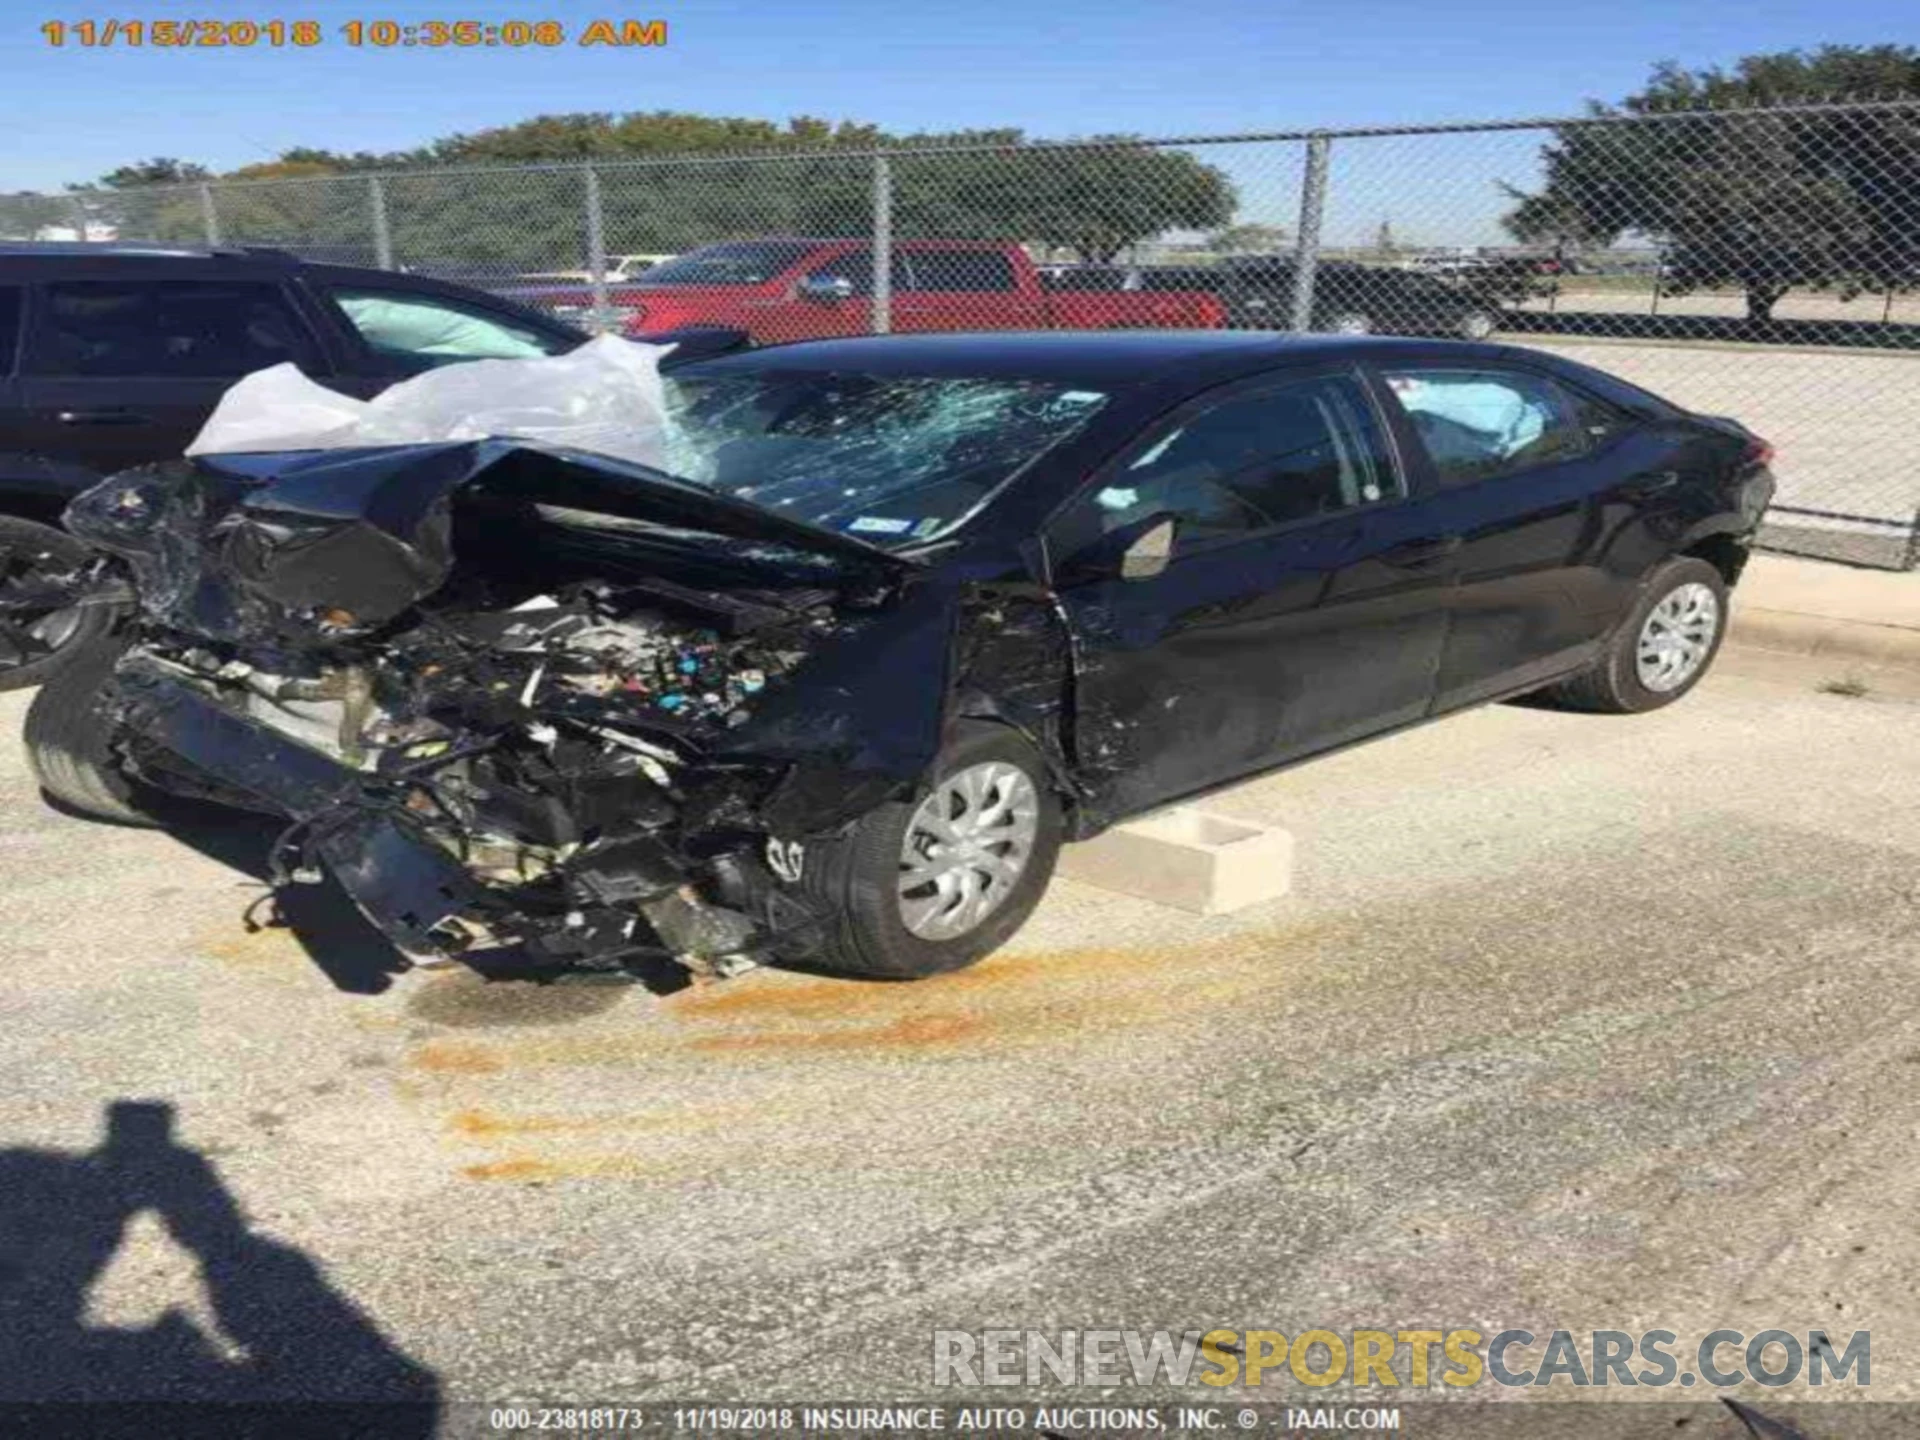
502,238 -> 1226,344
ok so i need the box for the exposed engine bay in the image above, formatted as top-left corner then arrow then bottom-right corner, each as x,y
65,438 -> 925,978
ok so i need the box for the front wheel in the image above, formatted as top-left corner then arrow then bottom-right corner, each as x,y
24,635 -> 159,826
1537,557 -> 1728,714
0,516 -> 117,693
782,725 -> 1063,978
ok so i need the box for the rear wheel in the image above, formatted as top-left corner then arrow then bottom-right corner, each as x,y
0,516 -> 115,693
782,725 -> 1063,978
1325,311 -> 1373,335
24,636 -> 158,826
1537,557 -> 1728,714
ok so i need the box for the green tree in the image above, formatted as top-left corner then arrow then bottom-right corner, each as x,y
1503,46 -> 1920,321
0,191 -> 75,239
96,157 -> 211,188
82,113 -> 1238,270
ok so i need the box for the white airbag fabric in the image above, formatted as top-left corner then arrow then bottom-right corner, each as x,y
185,335 -> 677,470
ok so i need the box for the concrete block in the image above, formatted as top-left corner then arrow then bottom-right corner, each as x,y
1056,806 -> 1294,915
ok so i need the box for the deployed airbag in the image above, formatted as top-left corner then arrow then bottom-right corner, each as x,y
186,334 -> 678,471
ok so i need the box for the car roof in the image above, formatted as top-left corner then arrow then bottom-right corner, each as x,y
0,242 -> 301,263
680,329 -> 1474,388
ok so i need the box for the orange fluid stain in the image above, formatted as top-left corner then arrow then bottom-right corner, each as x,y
405,923 -> 1333,1076
412,1040 -> 507,1074
461,1153 -> 649,1182
462,1157 -> 563,1182
661,928 -> 1324,1058
687,1010 -> 982,1054
195,924 -> 301,966
446,1106 -> 729,1139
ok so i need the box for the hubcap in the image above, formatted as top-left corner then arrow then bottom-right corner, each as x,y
1635,582 -> 1719,692
1329,313 -> 1372,335
1460,311 -> 1497,339
897,760 -> 1039,941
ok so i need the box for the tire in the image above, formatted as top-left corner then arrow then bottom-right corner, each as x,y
1537,557 -> 1728,714
0,516 -> 117,693
24,635 -> 159,826
782,724 -> 1063,979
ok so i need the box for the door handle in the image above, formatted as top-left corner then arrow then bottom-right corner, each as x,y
1381,534 -> 1462,567
55,409 -> 150,426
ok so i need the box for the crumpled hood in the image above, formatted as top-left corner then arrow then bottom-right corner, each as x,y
65,438 -> 914,646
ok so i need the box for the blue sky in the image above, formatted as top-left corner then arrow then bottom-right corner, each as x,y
4,0 -> 1911,242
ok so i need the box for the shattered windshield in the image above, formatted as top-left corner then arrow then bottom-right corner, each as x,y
657,371 -> 1110,546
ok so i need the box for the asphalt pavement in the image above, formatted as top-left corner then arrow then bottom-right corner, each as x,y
1,645 -> 1916,1424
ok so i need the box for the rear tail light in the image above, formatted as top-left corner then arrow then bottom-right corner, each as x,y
1743,436 -> 1776,468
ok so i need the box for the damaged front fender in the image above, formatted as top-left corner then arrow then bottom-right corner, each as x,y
68,439 -> 1071,977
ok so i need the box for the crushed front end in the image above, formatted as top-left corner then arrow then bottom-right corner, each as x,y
66,440 -> 929,979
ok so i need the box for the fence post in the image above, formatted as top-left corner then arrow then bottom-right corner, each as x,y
1289,133 -> 1331,333
369,176 -> 394,270
872,152 -> 893,335
584,164 -> 611,334
197,183 -> 221,246
70,194 -> 90,243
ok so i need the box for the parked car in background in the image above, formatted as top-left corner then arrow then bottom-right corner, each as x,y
1405,253 -> 1497,276
0,243 -> 589,689
31,331 -> 1772,980
1214,257 -> 1505,339
503,239 -> 1227,344
509,253 -> 677,286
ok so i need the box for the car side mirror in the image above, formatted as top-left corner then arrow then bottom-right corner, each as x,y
798,274 -> 855,304
1059,512 -> 1178,584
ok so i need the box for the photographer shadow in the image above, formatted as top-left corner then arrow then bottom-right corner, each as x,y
0,1100 -> 438,1432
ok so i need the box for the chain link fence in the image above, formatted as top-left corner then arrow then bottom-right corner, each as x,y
6,100 -> 1919,567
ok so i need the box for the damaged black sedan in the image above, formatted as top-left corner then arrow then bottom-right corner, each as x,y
26,332 -> 1774,981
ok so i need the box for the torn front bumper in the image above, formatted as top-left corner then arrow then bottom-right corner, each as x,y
113,653 -> 805,972
119,655 -> 509,958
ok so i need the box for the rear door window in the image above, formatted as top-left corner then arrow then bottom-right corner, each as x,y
1379,367 -> 1587,484
25,280 -> 320,377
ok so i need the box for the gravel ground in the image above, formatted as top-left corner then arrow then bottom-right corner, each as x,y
1,646 -> 1917,1425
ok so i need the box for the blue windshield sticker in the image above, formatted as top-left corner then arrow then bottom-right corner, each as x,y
847,516 -> 914,535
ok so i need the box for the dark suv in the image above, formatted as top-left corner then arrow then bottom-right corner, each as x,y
0,243 -> 589,688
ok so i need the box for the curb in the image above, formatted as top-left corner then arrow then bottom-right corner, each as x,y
1727,606 -> 1920,670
